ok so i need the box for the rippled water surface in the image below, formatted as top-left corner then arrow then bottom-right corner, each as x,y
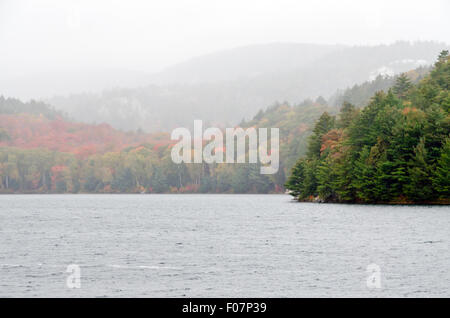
0,194 -> 449,297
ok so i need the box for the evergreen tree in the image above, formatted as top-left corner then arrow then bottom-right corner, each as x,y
432,138 -> 450,198
338,102 -> 357,129
285,159 -> 306,198
393,73 -> 412,100
405,138 -> 435,202
437,50 -> 449,65
307,112 -> 335,159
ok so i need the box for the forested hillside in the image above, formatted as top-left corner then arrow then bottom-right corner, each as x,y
240,99 -> 330,175
0,96 -> 326,194
286,51 -> 450,204
329,66 -> 431,108
1,52 -> 448,196
48,42 -> 446,132
0,97 -> 65,119
0,108 -> 280,194
0,101 -> 171,158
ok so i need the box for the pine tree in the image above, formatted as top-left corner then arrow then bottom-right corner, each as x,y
285,159 -> 306,198
437,50 -> 449,65
393,73 -> 412,100
352,147 -> 378,203
405,138 -> 435,202
307,112 -> 335,159
338,102 -> 356,129
432,138 -> 450,199
316,158 -> 338,201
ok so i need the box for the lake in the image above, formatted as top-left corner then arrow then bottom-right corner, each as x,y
0,194 -> 449,297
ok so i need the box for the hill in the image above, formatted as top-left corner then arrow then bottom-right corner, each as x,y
329,66 -> 431,108
1,51 -> 448,196
48,41 -> 447,132
0,112 -> 171,158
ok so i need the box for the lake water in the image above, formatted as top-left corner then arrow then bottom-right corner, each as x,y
0,194 -> 449,297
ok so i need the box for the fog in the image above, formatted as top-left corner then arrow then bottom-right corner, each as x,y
1,0 -> 449,97
0,0 -> 449,200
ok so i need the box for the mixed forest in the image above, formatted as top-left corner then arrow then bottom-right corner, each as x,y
286,51 -> 449,203
0,52 -> 448,202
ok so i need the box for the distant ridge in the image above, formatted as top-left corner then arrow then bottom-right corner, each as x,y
149,43 -> 343,84
46,41 -> 449,132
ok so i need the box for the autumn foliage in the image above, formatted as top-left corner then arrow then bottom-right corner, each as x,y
0,113 -> 171,158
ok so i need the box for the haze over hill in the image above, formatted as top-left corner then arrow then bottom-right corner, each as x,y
149,43 -> 343,84
0,69 -> 151,101
46,41 -> 447,132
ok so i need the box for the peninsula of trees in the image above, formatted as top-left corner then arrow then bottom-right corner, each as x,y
285,51 -> 449,204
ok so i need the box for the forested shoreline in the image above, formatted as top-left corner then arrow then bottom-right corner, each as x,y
285,51 -> 449,204
1,53 -> 448,200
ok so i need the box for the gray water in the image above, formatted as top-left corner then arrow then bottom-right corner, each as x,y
0,194 -> 449,297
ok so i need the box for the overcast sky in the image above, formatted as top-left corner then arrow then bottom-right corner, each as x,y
1,0 -> 449,76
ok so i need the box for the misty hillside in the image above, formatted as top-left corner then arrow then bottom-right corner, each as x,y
1,51 -> 448,195
329,65 -> 431,108
48,41 -> 448,132
149,43 -> 343,84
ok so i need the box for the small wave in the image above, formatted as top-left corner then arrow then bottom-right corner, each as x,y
108,264 -> 181,270
0,264 -> 25,268
420,240 -> 443,244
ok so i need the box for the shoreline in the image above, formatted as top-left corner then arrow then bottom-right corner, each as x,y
1,192 -> 448,205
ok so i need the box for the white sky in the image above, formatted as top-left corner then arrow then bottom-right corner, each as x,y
1,0 -> 449,75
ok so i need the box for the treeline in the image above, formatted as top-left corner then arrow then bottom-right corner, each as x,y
240,98 -> 330,174
0,96 -> 65,119
329,66 -> 430,108
286,51 -> 450,203
0,96 -> 329,194
0,146 -> 280,194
